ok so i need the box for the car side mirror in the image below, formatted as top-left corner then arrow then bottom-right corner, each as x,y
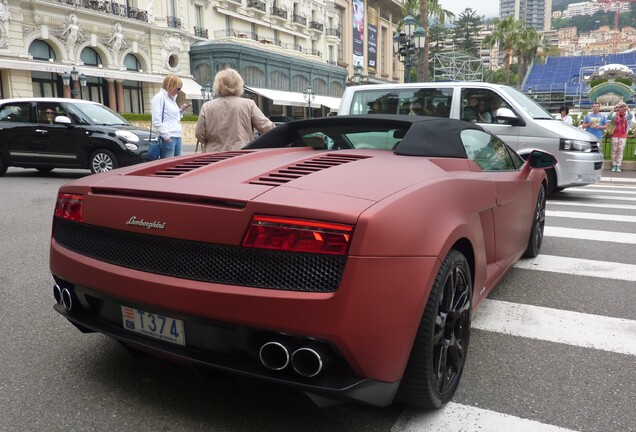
55,116 -> 72,125
495,107 -> 525,126
528,150 -> 557,169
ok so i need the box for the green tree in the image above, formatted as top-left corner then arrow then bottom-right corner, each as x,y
515,27 -> 548,87
483,16 -> 524,85
452,8 -> 484,57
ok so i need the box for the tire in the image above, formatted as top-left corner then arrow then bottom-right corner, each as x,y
90,149 -> 118,174
396,250 -> 472,409
523,184 -> 547,258
0,156 -> 7,176
546,168 -> 558,194
36,167 -> 54,173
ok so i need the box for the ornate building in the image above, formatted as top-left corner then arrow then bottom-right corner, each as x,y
0,0 -> 404,116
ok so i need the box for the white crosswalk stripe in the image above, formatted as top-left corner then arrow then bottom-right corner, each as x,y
395,182 -> 636,431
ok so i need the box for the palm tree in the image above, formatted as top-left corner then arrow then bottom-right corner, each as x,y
515,27 -> 548,87
483,16 -> 524,84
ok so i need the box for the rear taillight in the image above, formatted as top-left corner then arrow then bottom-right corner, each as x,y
242,215 -> 353,255
54,193 -> 84,222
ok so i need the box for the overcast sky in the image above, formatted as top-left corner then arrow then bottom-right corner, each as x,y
439,0 -> 500,19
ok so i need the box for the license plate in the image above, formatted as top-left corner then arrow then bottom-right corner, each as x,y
121,306 -> 186,346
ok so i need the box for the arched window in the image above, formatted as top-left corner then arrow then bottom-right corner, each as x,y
123,54 -> 141,71
80,47 -> 102,67
29,40 -> 56,61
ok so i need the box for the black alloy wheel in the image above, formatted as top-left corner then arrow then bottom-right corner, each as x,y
90,149 -> 118,174
396,249 -> 472,409
523,184 -> 547,258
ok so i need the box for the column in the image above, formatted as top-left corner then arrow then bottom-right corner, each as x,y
107,80 -> 116,111
116,80 -> 125,113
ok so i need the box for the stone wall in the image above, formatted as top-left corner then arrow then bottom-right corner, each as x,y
131,121 -> 198,145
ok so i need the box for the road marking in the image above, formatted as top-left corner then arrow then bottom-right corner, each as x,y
544,226 -> 636,244
564,188 -> 636,195
392,402 -> 580,432
547,201 -> 636,210
600,176 -> 636,184
514,254 -> 636,281
546,210 -> 636,223
473,299 -> 636,356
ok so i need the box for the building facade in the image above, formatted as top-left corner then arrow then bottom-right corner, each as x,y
0,0 -> 405,116
500,0 -> 552,31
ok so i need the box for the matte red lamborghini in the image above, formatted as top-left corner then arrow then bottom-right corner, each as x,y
50,115 -> 556,409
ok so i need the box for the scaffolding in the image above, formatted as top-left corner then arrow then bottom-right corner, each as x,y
433,51 -> 484,82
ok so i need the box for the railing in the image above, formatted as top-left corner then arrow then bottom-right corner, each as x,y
326,28 -> 341,38
167,16 -> 182,29
272,6 -> 287,19
292,14 -> 307,26
309,20 -> 324,31
247,0 -> 266,12
194,26 -> 209,38
56,0 -> 148,22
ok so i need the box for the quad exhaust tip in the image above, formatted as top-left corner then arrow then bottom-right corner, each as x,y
53,284 -> 62,306
291,347 -> 324,378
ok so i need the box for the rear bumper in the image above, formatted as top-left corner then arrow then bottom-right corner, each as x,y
52,284 -> 399,407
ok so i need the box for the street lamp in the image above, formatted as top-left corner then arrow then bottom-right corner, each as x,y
393,14 -> 426,83
303,86 -> 316,118
62,67 -> 87,99
351,63 -> 363,85
200,82 -> 213,100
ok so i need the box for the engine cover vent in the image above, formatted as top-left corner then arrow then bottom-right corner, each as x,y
150,151 -> 254,177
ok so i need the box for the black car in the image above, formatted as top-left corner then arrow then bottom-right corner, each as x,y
0,98 -> 152,176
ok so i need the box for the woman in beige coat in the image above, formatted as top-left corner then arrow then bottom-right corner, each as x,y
195,68 -> 274,153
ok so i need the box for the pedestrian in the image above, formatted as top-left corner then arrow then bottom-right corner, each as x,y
581,101 -> 608,141
559,105 -> 573,125
151,74 -> 189,159
195,68 -> 274,153
607,102 -> 633,172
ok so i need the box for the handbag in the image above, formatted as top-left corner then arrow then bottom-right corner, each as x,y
606,118 -> 616,136
147,100 -> 165,160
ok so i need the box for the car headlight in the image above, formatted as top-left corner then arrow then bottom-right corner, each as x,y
115,130 -> 140,143
560,138 -> 592,152
125,143 -> 139,151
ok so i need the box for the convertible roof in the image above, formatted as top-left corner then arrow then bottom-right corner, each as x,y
246,115 -> 486,158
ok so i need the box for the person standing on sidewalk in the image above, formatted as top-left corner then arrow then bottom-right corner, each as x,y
581,102 -> 608,141
607,102 -> 633,172
151,74 -> 189,159
195,68 -> 274,153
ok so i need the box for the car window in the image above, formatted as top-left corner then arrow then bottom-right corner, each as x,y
62,102 -> 130,126
349,87 -> 453,117
461,89 -> 513,125
0,103 -> 32,123
461,129 -> 516,171
36,103 -> 68,124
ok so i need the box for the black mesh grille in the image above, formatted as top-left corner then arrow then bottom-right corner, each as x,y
53,217 -> 346,292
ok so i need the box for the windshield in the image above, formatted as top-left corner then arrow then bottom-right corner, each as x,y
62,102 -> 131,126
499,86 -> 554,120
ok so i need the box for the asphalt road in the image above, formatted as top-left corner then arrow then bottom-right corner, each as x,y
1,166 -> 634,432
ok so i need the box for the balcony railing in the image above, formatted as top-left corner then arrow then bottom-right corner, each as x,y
247,0 -> 266,12
292,14 -> 307,26
167,16 -> 182,29
56,0 -> 148,22
194,26 -> 209,38
326,28 -> 341,38
272,6 -> 287,19
309,20 -> 324,31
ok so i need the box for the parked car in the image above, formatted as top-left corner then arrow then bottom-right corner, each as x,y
338,82 -> 603,192
0,98 -> 152,176
50,115 -> 556,409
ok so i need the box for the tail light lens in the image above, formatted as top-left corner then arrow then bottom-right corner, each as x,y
243,215 -> 353,255
54,193 -> 84,222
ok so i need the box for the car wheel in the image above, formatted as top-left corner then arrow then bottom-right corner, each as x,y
90,150 -> 118,174
546,168 -> 558,194
396,249 -> 472,409
36,167 -> 53,173
523,183 -> 547,258
0,156 -> 7,176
